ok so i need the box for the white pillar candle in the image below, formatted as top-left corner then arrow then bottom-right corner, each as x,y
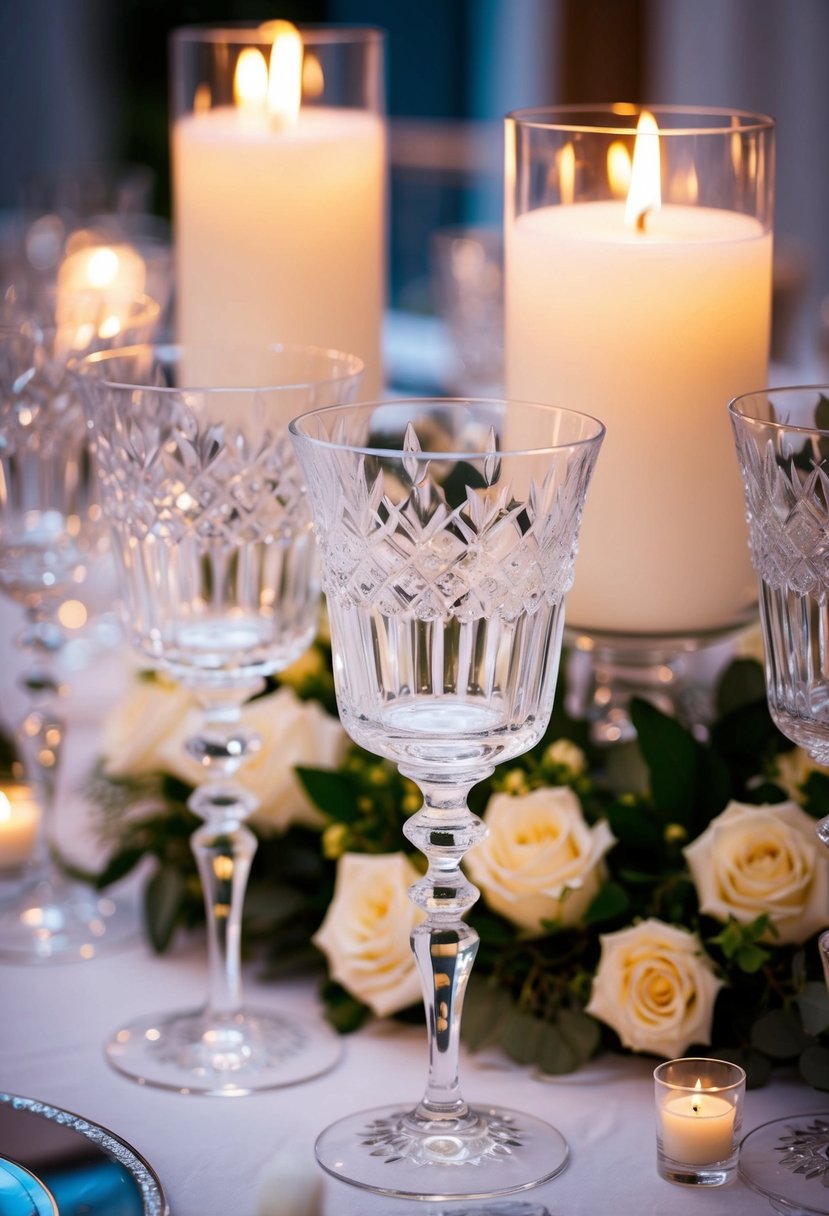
659,1090 -> 735,1164
506,200 -> 771,636
0,787 -> 40,870
173,46 -> 385,397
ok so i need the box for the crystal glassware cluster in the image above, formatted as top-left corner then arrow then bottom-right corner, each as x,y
290,397 -> 603,1199
79,342 -> 364,1095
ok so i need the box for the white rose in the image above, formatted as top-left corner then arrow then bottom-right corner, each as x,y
684,799 -> 829,945
464,787 -> 615,933
586,919 -> 723,1058
157,687 -> 346,833
313,852 -> 424,1017
102,674 -> 196,777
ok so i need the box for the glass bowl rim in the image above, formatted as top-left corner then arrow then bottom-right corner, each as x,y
506,103 -> 774,137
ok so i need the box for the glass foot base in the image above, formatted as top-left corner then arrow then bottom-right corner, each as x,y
315,1103 -> 569,1200
0,878 -> 136,963
105,1006 -> 343,1096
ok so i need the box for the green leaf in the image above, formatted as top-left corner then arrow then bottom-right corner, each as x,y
750,1007 -> 810,1059
144,863 -> 187,953
295,767 -> 360,822
735,942 -> 771,974
800,1043 -> 829,1090
557,1008 -> 601,1062
584,881 -> 631,926
536,1023 -> 579,1075
797,982 -> 829,1037
499,1009 -> 544,1066
606,801 -> 662,851
630,698 -> 696,822
713,1045 -> 772,1089
320,980 -> 372,1034
461,978 -> 514,1051
93,846 -> 146,890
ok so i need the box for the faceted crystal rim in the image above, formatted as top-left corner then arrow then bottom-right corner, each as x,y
729,384 -> 829,437
289,398 -> 606,460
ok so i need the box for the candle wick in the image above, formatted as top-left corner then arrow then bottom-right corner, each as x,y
692,1101 -> 701,1114
635,208 -> 651,234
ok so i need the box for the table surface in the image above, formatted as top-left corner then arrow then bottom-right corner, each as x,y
1,597 -> 826,1216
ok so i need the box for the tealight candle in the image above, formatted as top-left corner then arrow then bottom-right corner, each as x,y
0,786 -> 41,870
654,1057 -> 745,1186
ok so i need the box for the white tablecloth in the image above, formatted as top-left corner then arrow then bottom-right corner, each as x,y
0,602 -> 825,1216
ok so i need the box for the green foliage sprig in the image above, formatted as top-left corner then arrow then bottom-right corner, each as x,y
85,647 -> 829,1089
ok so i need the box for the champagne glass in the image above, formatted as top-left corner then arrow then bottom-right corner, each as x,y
79,342 -> 363,1095
0,292 -> 159,962
290,397 -> 603,1198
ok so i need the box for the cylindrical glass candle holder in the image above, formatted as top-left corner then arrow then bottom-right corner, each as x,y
654,1058 -> 746,1186
505,105 -> 774,741
171,24 -> 386,396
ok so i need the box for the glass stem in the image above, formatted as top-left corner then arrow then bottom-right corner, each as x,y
187,682 -> 262,1020
402,771 -> 490,1123
17,603 -> 67,876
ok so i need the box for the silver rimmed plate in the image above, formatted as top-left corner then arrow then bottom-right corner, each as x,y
740,1112 -> 829,1215
0,1093 -> 168,1216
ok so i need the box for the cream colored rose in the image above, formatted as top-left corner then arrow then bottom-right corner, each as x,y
464,787 -> 615,933
684,800 -> 829,945
156,687 -> 346,833
313,852 -> 424,1017
102,674 -> 195,778
586,919 -> 723,1058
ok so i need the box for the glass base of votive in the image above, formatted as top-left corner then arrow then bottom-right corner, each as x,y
657,1151 -> 738,1187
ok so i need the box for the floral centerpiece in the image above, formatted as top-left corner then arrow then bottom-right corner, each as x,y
86,631 -> 829,1090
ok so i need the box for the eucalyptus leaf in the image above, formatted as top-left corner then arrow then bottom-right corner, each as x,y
320,981 -> 371,1034
557,1008 -> 601,1062
797,982 -> 829,1037
461,978 -> 514,1051
93,846 -> 146,890
750,1007 -> 810,1059
605,801 -> 662,851
536,1023 -> 578,1075
498,1009 -> 544,1066
144,863 -> 187,953
799,1043 -> 829,1091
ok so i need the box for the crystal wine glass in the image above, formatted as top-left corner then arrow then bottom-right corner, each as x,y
290,397 -> 604,1199
79,342 -> 364,1096
730,386 -> 829,833
0,292 -> 159,963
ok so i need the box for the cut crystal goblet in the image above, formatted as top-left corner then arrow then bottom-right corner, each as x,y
290,397 -> 603,1198
80,342 -> 364,1095
0,293 -> 159,962
730,386 -> 829,847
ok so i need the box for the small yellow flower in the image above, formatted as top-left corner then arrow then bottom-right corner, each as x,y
544,739 -> 588,779
322,823 -> 349,860
664,823 -> 687,845
402,791 -> 421,814
502,770 -> 529,795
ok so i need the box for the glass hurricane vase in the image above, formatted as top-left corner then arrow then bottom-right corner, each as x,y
79,341 -> 364,1095
290,397 -> 604,1198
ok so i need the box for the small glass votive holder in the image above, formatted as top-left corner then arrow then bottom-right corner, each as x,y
654,1058 -> 746,1186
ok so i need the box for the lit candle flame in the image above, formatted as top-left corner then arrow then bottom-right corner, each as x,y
557,142 -> 576,205
607,140 -> 631,197
232,22 -> 304,125
625,110 -> 661,232
234,47 -> 269,111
